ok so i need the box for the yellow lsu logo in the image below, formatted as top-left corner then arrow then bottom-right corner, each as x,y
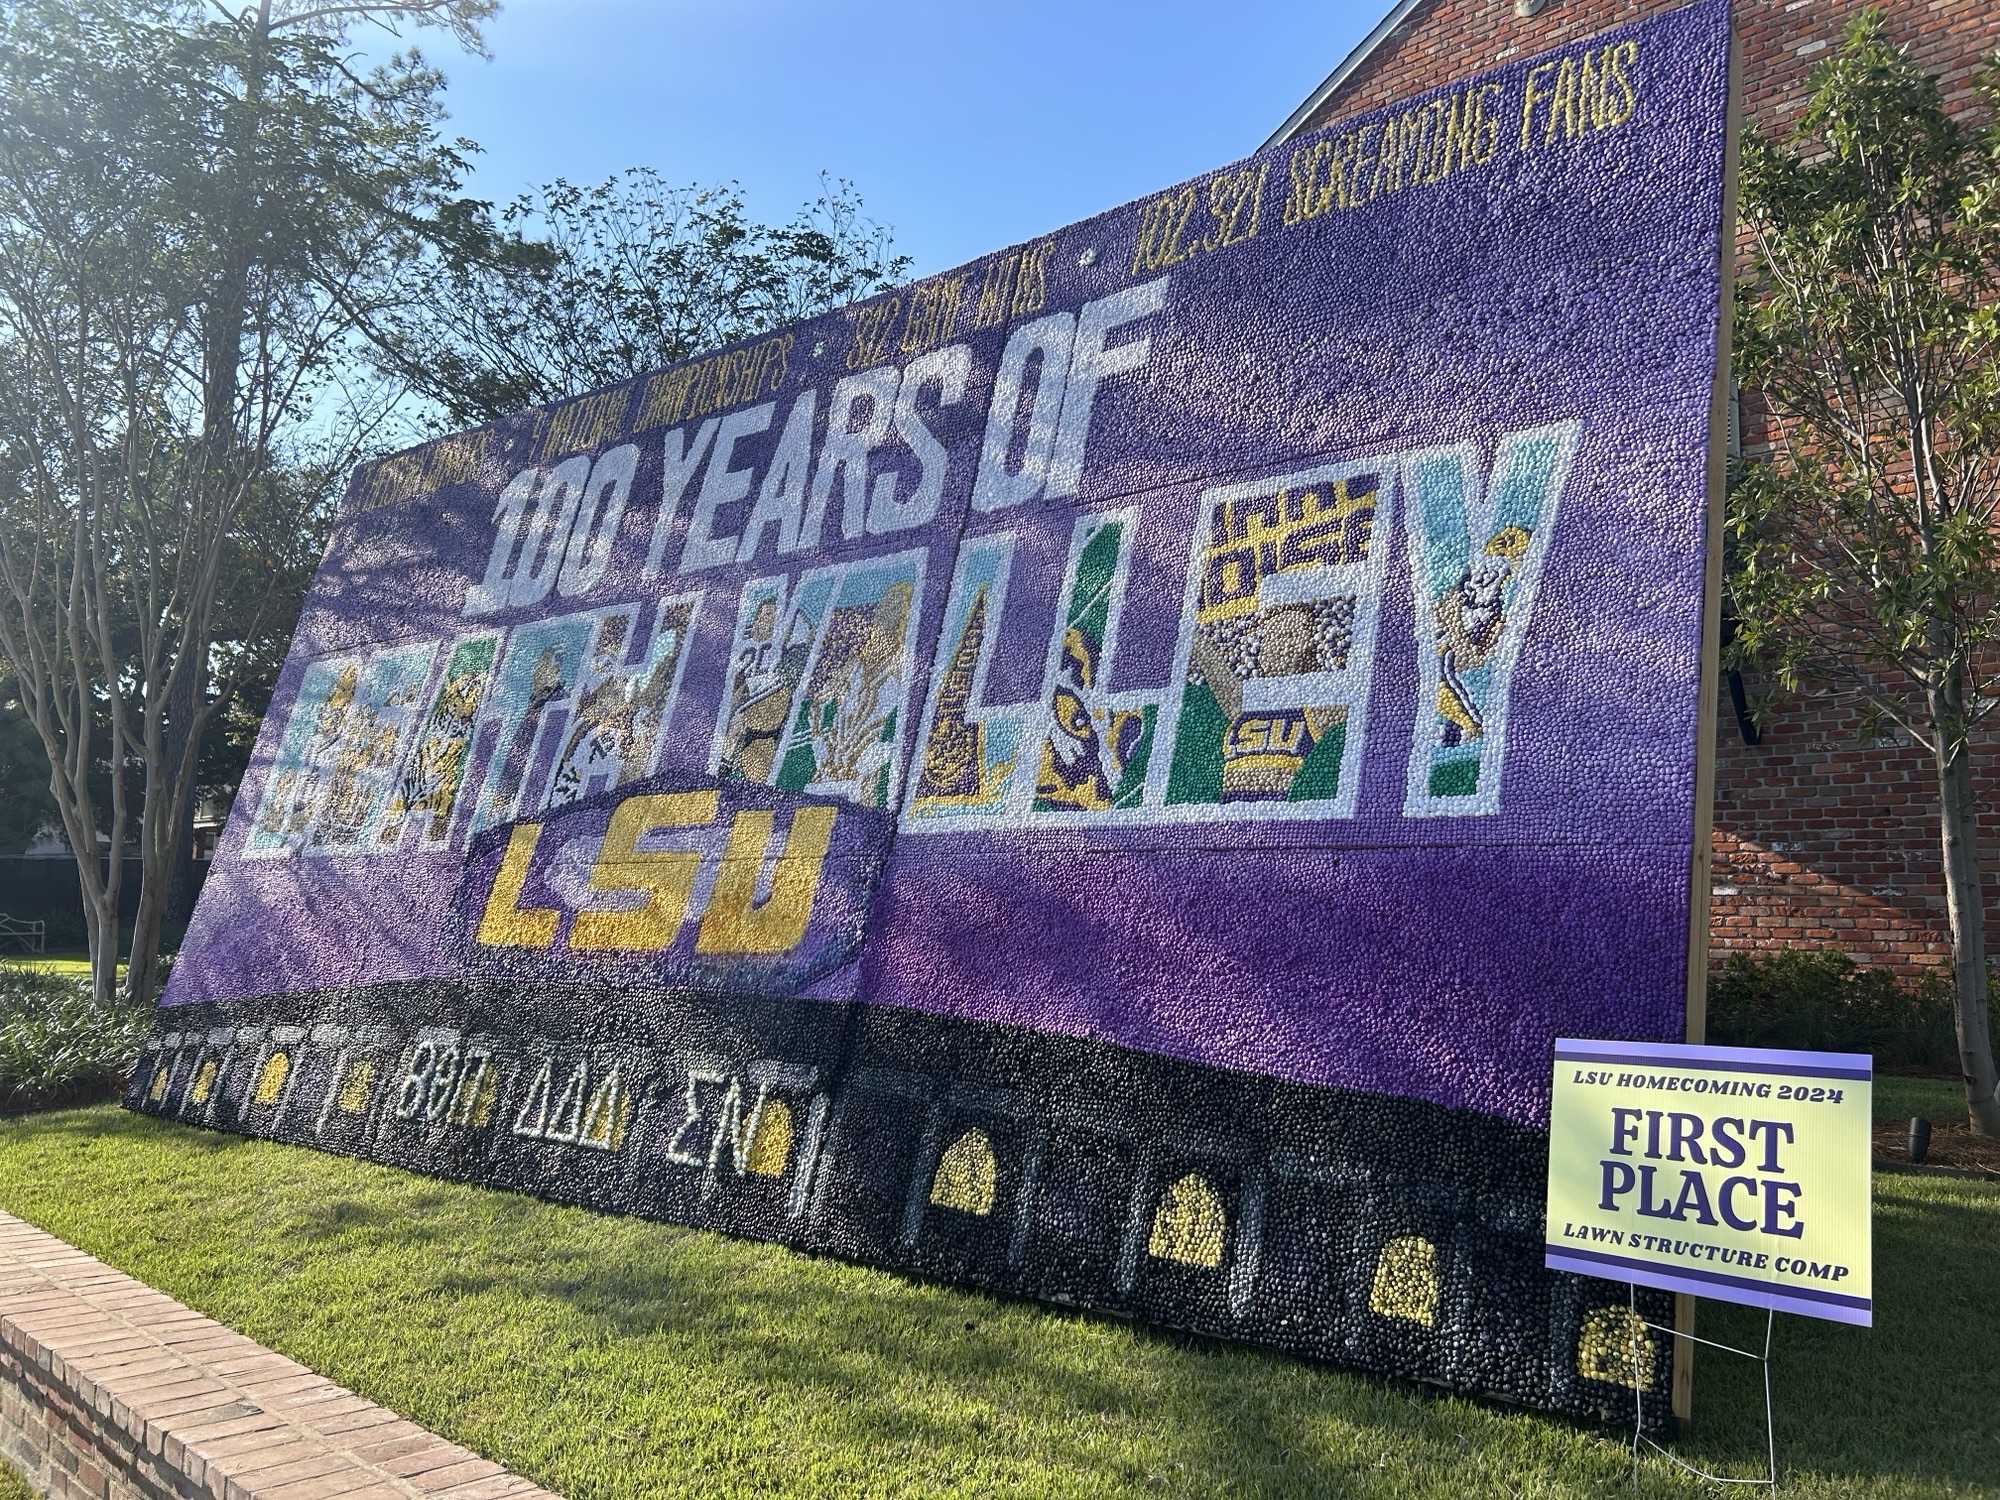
1225,713 -> 1308,755
475,790 -> 836,958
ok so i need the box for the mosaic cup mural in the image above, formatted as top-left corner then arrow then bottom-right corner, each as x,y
133,0 -> 1734,1428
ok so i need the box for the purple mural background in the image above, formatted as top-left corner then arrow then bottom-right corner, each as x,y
167,1 -> 1729,1133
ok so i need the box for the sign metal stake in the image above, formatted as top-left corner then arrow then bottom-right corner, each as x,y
1628,1287 -> 1778,1490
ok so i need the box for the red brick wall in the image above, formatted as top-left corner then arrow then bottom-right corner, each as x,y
0,1336 -> 179,1500
1293,0 -> 2000,972
1301,0 -> 2000,135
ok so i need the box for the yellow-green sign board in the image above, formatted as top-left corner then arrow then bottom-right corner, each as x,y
1546,1039 -> 1872,1326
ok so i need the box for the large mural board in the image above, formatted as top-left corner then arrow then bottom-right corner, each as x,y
136,0 -> 1735,1427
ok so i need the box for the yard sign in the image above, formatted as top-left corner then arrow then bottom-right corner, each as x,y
1547,1039 -> 1873,1326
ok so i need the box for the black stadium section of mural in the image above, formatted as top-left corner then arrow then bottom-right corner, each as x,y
128,985 -> 1675,1430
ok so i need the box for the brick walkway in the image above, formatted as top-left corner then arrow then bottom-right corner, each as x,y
0,1212 -> 561,1500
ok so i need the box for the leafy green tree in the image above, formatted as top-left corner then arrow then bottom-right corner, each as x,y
156,453 -> 346,928
378,169 -> 910,429
0,0 -> 491,1003
0,673 -> 57,855
1728,10 -> 2000,1134
190,457 -> 345,804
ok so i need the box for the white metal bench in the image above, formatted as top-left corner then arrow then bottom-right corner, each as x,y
0,914 -> 45,954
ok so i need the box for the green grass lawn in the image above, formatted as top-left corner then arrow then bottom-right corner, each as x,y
1872,1074 -> 1963,1124
0,1109 -> 1990,1498
0,951 -> 114,982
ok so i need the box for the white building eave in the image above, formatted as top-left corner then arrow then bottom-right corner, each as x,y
1260,0 -> 1429,152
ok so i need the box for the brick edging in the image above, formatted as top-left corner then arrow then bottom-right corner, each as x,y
0,1212 -> 558,1500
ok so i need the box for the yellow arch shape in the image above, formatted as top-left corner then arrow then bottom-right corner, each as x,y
1578,1305 -> 1654,1390
189,1059 -> 218,1107
1369,1235 -> 1439,1328
253,1051 -> 291,1107
1148,1172 -> 1227,1269
745,1098 -> 794,1178
336,1059 -> 374,1115
466,1063 -> 498,1128
930,1128 -> 998,1216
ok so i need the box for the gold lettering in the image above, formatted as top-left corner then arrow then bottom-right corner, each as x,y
898,285 -> 927,356
1351,125 -> 1379,207
1521,62 -> 1557,151
845,297 -> 900,370
1150,188 -> 1196,269
370,452 -> 424,509
1472,83 -> 1503,163
637,367 -> 692,431
476,824 -> 561,949
898,275 -> 966,355
1305,141 -> 1331,217
421,433 -> 489,492
1432,95 -> 1464,184
688,357 -> 716,416
570,791 -> 717,952
537,393 -> 619,460
975,252 -> 1017,325
1437,91 -> 1468,180
1403,101 -> 1428,185
599,391 -> 627,445
1580,48 -> 1607,130
1283,143 -> 1317,226
1201,165 -> 1264,248
1370,119 -> 1400,199
1606,41 -> 1639,126
1331,134 -> 1354,210
1547,57 -> 1579,144
1395,109 -> 1425,192
696,806 -> 837,956
1013,242 -> 1050,315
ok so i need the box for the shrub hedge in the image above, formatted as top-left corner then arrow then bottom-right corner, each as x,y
1706,950 -> 1960,1072
0,966 -> 150,1113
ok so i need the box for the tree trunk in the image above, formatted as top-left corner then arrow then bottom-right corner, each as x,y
42,740 -> 119,1009
125,849 -> 168,1007
164,662 -> 199,930
66,825 -> 119,1009
19,704 -> 121,1008
1935,735 -> 2000,1135
126,666 -> 202,1008
82,879 -> 118,1008
123,664 -> 202,1007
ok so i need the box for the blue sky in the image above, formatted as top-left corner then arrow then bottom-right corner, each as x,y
393,0 -> 1379,281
